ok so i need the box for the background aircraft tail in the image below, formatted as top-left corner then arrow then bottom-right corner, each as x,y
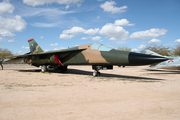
141,49 -> 173,60
28,39 -> 44,53
140,49 -> 162,56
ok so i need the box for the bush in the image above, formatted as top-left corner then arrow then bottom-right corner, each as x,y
0,48 -> 13,60
117,46 -> 131,51
145,44 -> 172,56
172,43 -> 180,56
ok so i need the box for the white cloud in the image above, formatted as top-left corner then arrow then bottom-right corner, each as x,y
0,37 -> 3,42
31,22 -> 59,27
8,39 -> 15,42
22,46 -> 29,49
14,51 -> 24,55
0,15 -> 27,37
84,28 -> 99,35
130,28 -> 167,40
91,36 -> 101,41
40,36 -> 43,39
99,40 -> 103,42
65,5 -> 70,10
62,26 -> 86,35
23,0 -> 83,7
174,39 -> 180,43
147,38 -> 161,44
17,51 -> 22,54
50,43 -> 58,46
114,19 -> 134,26
138,44 -> 146,49
22,7 -> 75,18
53,47 -> 66,51
59,33 -> 75,39
60,19 -> 132,41
163,44 -> 168,46
100,1 -> 127,14
44,49 -> 50,52
0,1 -> 14,15
99,23 -> 129,40
97,16 -> 100,19
62,27 -> 99,36
81,37 -> 87,40
131,49 -> 138,52
109,37 -> 117,42
0,29 -> 15,37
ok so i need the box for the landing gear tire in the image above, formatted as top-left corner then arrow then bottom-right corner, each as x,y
97,72 -> 100,76
41,65 -> 47,73
93,71 -> 100,77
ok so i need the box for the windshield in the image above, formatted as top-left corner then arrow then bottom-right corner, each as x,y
91,43 -> 113,51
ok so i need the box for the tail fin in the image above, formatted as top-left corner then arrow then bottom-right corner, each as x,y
28,39 -> 44,53
140,49 -> 163,56
140,49 -> 173,59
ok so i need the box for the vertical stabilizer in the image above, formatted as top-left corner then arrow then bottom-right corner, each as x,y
28,39 -> 44,53
141,49 -> 162,56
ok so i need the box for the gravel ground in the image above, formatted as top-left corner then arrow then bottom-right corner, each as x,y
0,65 -> 180,120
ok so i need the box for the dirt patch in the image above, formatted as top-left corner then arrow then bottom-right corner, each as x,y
0,65 -> 180,120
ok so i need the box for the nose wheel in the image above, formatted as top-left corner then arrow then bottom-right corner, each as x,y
93,70 -> 101,77
92,65 -> 113,77
41,65 -> 47,73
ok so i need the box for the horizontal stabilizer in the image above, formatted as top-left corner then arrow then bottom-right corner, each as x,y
5,57 -> 24,63
5,52 -> 31,63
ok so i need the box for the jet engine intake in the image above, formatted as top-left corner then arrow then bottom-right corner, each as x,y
50,54 -> 64,66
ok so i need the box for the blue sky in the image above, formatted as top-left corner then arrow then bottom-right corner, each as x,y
0,0 -> 180,54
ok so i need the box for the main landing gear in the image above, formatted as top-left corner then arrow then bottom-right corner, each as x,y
40,65 -> 67,73
92,65 -> 113,77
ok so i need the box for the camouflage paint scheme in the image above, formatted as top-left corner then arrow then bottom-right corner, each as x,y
27,39 -> 129,66
7,39 -> 168,75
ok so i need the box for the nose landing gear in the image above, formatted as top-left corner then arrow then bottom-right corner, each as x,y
93,70 -> 101,77
92,65 -> 113,77
41,65 -> 47,73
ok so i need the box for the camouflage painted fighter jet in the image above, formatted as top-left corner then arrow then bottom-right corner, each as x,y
141,49 -> 180,70
7,39 -> 168,76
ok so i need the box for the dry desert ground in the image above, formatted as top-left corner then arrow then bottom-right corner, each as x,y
0,64 -> 180,120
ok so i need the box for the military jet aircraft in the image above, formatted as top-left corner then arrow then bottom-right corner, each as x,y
141,49 -> 180,70
7,39 -> 168,76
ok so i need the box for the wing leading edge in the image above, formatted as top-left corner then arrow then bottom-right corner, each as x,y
6,48 -> 86,64
6,39 -> 87,64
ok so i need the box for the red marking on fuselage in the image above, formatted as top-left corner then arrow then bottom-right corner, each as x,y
54,54 -> 64,66
28,39 -> 34,42
149,53 -> 153,55
168,60 -> 173,63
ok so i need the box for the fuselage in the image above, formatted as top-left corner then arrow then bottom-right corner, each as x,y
28,43 -> 168,67
151,59 -> 180,70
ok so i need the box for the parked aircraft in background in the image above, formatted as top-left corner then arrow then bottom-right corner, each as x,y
141,49 -> 180,70
7,39 -> 168,76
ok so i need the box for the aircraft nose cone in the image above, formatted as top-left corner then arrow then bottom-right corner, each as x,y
128,52 -> 168,65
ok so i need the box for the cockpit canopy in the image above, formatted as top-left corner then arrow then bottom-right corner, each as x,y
91,43 -> 113,51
